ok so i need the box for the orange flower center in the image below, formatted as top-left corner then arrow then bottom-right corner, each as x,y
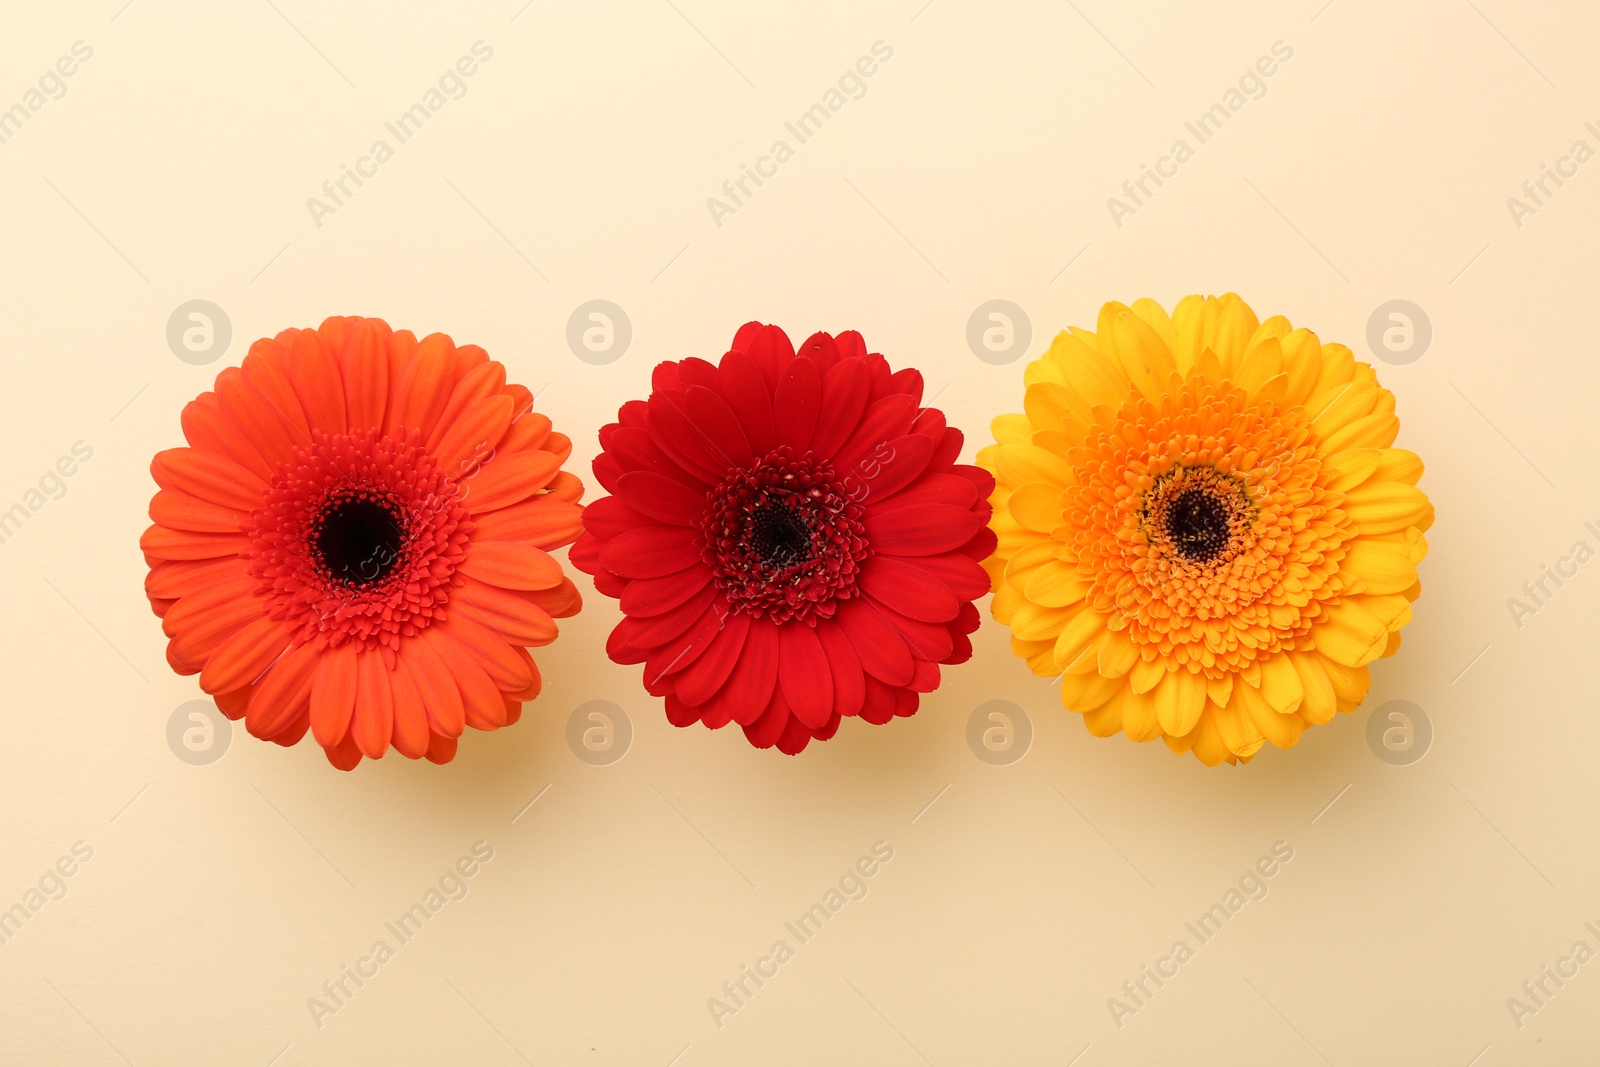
1061,377 -> 1354,678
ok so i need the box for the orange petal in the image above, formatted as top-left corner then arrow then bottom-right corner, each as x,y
471,499 -> 584,549
151,448 -> 268,510
149,489 -> 247,534
310,643 -> 359,748
351,648 -> 394,760
436,611 -> 534,691
246,641 -> 322,740
389,655 -> 431,759
458,541 -> 565,590
428,628 -> 507,731
452,575 -> 559,646
200,615 -> 290,695
464,450 -> 564,513
403,633 -> 465,737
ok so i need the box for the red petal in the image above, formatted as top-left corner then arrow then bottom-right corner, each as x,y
742,688 -> 791,748
808,356 -> 870,456
900,551 -> 992,601
717,351 -> 775,454
859,557 -> 959,623
616,470 -> 708,527
716,617 -> 779,725
625,584 -> 718,648
619,566 -> 713,618
778,623 -> 833,729
865,503 -> 983,556
815,623 -> 866,718
600,526 -> 701,579
684,385 -> 753,469
673,610 -> 751,706
835,599 -> 914,686
857,434 -> 934,502
773,356 -> 820,450
889,474 -> 979,510
734,323 -> 795,389
647,392 -> 726,482
834,394 -> 917,471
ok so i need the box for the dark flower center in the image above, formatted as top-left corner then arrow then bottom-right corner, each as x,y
315,495 -> 405,585
748,502 -> 812,567
1163,485 -> 1232,563
700,446 -> 870,624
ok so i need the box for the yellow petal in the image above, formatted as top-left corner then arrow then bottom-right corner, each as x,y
1119,687 -> 1163,742
1170,294 -> 1208,367
1049,332 -> 1130,410
1083,696 -> 1124,737
991,441 -> 1076,488
1004,538 -> 1060,591
1321,448 -> 1382,492
1105,304 -> 1178,401
1211,701 -> 1266,759
1154,668 -> 1207,736
990,413 -> 1033,446
1128,655 -> 1166,694
1236,682 -> 1304,749
1008,481 -> 1065,533
1314,599 -> 1389,667
1311,381 -> 1379,437
1344,482 -> 1432,534
1318,655 -> 1370,705
1234,336 -> 1284,395
1187,710 -> 1234,766
1341,539 -> 1419,594
1052,607 -> 1106,671
1131,298 -> 1180,369
1373,447 -> 1424,485
1322,410 -> 1399,452
1010,599 -> 1079,642
1061,670 -> 1121,713
1023,560 -> 1090,608
1206,673 -> 1234,707
1279,328 -> 1324,406
1097,629 -> 1140,676
1290,651 -> 1338,724
1256,653 -> 1304,714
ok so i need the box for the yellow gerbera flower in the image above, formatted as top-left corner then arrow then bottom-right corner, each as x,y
979,293 -> 1432,766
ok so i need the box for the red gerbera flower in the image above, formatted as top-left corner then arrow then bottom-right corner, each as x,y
570,322 -> 994,753
142,316 -> 585,769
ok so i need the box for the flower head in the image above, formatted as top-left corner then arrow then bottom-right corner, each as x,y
571,323 -> 994,753
143,316 -> 584,769
981,294 -> 1432,765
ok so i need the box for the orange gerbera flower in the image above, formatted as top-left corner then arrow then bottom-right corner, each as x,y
982,294 -> 1432,765
142,317 -> 584,769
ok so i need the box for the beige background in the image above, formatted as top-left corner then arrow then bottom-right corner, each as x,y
1,0 -> 1596,1063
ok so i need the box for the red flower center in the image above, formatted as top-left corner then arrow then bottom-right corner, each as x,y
699,446 -> 869,625
242,428 -> 474,655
